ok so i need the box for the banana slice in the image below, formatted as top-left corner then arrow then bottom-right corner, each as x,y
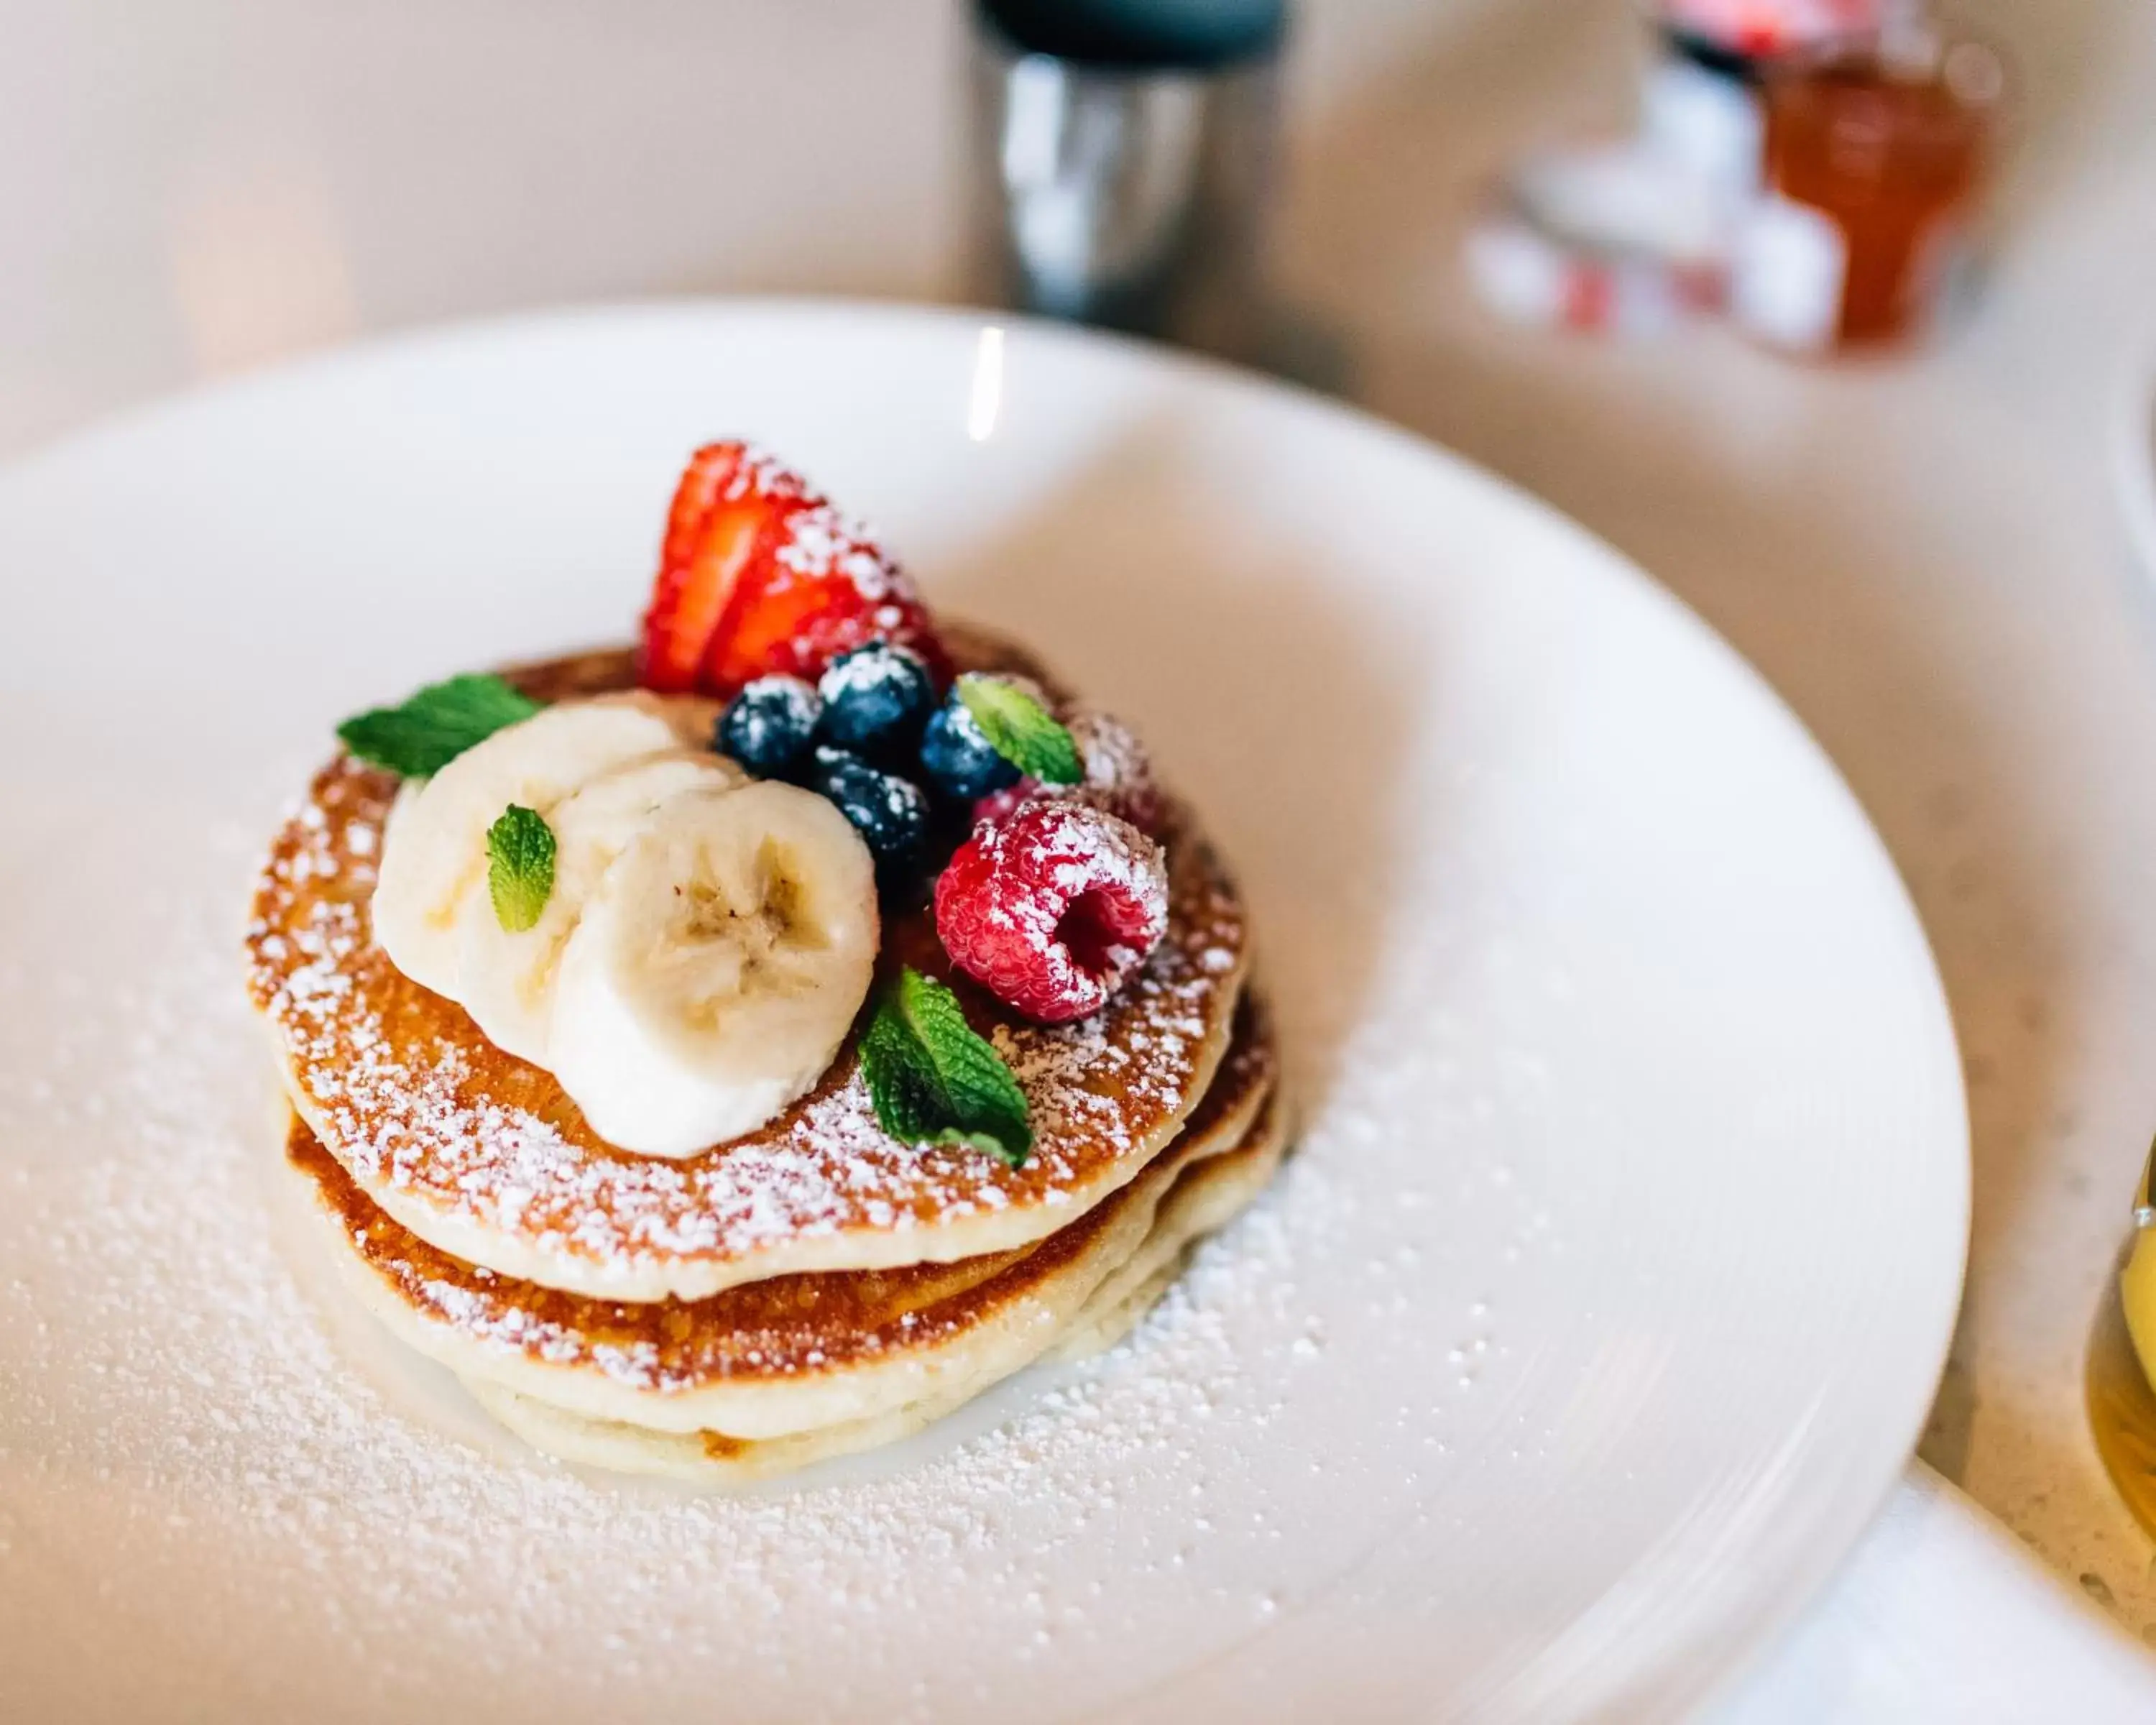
548,781 -> 880,1157
371,694 -> 713,999
452,749 -> 747,1063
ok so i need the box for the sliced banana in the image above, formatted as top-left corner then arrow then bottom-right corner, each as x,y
452,749 -> 747,1063
371,694 -> 713,999
548,781 -> 880,1157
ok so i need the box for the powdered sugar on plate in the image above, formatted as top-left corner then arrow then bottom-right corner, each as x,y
0,797 -> 1363,1724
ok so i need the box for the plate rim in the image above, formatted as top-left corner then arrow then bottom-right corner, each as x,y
0,294 -> 1972,1721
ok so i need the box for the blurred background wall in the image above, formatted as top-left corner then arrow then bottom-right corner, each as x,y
1,1 -> 2145,454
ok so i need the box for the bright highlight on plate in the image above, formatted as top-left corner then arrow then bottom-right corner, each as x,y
967,323 -> 1007,441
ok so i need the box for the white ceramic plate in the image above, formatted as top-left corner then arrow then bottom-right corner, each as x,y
0,303 -> 1966,1722
2112,334 -> 2156,589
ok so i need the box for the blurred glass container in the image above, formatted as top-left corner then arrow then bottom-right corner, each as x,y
2088,1139 -> 2156,1537
1732,31 -> 2001,353
967,0 -> 1285,361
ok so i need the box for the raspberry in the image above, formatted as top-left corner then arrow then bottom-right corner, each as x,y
934,799 -> 1169,1023
968,709 -> 1166,836
970,778 -> 1036,829
1065,710 -> 1166,834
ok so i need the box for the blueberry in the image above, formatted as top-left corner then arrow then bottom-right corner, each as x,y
716,676 -> 820,776
919,691 -> 1022,801
816,643 -> 936,754
808,745 -> 931,869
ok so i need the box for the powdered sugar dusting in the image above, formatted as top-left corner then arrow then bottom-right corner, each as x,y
1066,709 -> 1166,832
721,440 -> 905,605
290,1012 -> 1275,1396
244,742 -> 1244,1295
773,502 -> 905,602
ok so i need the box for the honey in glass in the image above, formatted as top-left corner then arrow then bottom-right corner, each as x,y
1738,38 -> 1996,351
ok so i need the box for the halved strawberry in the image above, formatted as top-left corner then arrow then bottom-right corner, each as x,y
639,442 -> 811,694
638,443 -> 947,697
704,501 -> 949,693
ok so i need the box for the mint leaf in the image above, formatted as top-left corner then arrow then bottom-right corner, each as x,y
486,804 -> 556,933
337,673 -> 541,777
955,674 -> 1082,786
860,967 -> 1033,1165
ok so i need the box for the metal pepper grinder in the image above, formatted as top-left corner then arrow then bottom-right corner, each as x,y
967,0 -> 1297,371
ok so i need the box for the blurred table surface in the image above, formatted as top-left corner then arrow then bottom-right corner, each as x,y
10,0 -> 2156,1703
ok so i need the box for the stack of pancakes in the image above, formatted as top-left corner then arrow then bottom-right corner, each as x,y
247,639 -> 1282,1482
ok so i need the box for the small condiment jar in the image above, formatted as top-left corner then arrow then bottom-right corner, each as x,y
2088,1138 -> 2156,1537
967,0 -> 1285,357
1731,30 -> 2000,353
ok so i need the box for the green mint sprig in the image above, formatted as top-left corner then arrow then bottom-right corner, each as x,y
486,804 -> 556,933
336,673 -> 541,777
860,967 -> 1033,1165
955,674 -> 1082,786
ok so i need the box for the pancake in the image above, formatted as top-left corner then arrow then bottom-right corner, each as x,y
462,1371 -> 984,1484
247,637 -> 1251,1303
1050,1087 -> 1294,1364
456,1096 -> 1291,1484
290,1001 -> 1276,1444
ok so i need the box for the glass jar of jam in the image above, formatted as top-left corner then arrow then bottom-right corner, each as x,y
1732,32 -> 2000,352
